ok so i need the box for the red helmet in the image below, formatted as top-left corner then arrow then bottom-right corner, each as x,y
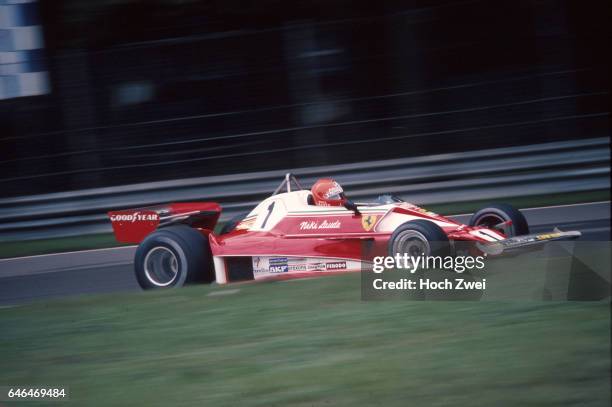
311,178 -> 347,207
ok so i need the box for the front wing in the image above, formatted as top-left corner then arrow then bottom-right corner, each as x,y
476,228 -> 581,255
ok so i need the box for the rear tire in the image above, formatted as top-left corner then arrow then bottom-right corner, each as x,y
388,219 -> 450,258
469,203 -> 529,237
134,225 -> 213,289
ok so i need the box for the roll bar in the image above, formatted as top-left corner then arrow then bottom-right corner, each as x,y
272,173 -> 305,195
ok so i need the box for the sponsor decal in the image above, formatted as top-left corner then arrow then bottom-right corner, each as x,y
108,210 -> 160,243
308,262 -> 327,271
536,232 -> 561,240
252,256 -> 267,273
288,258 -> 308,271
251,257 -> 354,275
270,264 -> 288,273
109,211 -> 159,222
324,182 -> 344,199
361,214 -> 378,231
325,261 -> 347,271
269,257 -> 288,273
288,264 -> 308,272
299,219 -> 342,230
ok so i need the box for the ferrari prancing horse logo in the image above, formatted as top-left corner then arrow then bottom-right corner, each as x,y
361,214 -> 378,231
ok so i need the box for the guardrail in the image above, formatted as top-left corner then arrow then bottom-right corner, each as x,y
0,137 -> 609,242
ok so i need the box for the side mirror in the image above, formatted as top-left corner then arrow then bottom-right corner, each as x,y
344,200 -> 361,215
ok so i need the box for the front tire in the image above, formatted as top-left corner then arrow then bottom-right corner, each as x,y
469,203 -> 529,237
134,225 -> 213,289
388,219 -> 450,258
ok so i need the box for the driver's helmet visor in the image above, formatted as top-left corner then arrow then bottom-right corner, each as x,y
324,183 -> 345,201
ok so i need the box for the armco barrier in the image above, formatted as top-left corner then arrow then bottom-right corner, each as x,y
0,137 -> 609,241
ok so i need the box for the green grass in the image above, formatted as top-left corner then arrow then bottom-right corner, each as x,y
0,273 -> 609,406
1,190 -> 609,260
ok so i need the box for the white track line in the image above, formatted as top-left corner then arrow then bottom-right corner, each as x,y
517,200 -> 610,211
451,201 -> 609,217
0,245 -> 136,263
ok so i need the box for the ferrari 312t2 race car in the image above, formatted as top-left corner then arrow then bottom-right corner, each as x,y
108,174 -> 581,289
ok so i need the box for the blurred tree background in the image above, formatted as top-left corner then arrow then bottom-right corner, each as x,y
0,0 -> 609,196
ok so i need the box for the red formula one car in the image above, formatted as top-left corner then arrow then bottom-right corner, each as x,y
108,174 -> 580,289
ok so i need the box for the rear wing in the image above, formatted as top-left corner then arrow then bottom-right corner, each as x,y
108,202 -> 221,243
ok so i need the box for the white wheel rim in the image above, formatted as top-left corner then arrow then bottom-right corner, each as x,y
144,246 -> 179,287
393,230 -> 431,257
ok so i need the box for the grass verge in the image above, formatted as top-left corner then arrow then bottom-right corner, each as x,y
0,272 -> 609,406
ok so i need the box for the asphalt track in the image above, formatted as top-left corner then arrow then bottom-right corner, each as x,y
0,202 -> 609,306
